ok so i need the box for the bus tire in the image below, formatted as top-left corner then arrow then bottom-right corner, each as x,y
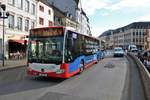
79,61 -> 84,74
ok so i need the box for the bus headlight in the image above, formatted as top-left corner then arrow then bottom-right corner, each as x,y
56,69 -> 64,74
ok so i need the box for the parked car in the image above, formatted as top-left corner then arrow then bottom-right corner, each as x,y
138,50 -> 150,72
113,47 -> 124,57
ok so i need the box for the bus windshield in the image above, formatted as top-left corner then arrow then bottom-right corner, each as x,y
28,36 -> 64,64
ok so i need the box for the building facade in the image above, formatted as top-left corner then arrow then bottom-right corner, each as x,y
47,0 -> 78,21
99,22 -> 150,50
51,5 -> 78,32
76,1 -> 91,36
47,0 -> 91,36
80,9 -> 91,36
98,30 -> 113,49
0,0 -> 91,59
0,0 -> 37,59
62,16 -> 78,32
144,29 -> 150,50
36,0 -> 54,28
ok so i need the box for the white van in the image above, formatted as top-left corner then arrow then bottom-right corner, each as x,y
128,45 -> 138,56
128,45 -> 137,51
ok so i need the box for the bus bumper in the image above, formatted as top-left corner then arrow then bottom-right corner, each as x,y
27,67 -> 67,78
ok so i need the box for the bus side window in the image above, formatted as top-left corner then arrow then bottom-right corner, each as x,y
65,34 -> 73,62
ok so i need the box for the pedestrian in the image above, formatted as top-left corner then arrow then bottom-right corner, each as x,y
16,51 -> 20,60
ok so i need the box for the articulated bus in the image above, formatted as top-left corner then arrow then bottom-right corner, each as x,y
27,26 -> 101,78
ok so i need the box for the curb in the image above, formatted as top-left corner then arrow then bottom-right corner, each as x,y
0,65 -> 27,72
120,55 -> 130,100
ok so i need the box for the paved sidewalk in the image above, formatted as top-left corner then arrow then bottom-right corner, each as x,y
0,59 -> 27,71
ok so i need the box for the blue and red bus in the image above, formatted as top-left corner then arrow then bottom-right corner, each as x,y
27,26 -> 102,78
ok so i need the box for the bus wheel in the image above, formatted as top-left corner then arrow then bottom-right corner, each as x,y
79,61 -> 84,74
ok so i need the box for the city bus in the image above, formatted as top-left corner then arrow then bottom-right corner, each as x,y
27,26 -> 101,78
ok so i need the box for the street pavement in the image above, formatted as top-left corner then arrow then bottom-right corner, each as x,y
0,59 -> 27,71
0,56 -> 128,100
0,52 -> 146,100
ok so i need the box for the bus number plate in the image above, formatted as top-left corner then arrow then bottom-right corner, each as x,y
39,73 -> 47,77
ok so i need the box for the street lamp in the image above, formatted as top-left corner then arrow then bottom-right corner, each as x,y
0,4 -> 9,66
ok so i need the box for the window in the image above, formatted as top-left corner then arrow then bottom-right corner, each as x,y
28,36 -> 64,64
17,0 -> 23,9
39,17 -> 44,25
133,38 -> 135,43
139,32 -> 141,36
25,0 -> 30,12
31,21 -> 35,29
8,14 -> 14,29
17,17 -> 22,30
136,38 -> 138,42
25,19 -> 29,31
31,4 -> 35,15
39,5 -> 44,12
133,32 -> 135,36
48,10 -> 51,15
8,0 -> 15,5
48,21 -> 52,26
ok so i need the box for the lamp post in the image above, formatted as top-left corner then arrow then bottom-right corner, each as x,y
0,4 -> 9,66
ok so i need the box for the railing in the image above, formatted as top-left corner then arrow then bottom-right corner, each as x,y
127,53 -> 150,100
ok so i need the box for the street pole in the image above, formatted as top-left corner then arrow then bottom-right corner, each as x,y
2,12 -> 4,66
0,4 -> 9,67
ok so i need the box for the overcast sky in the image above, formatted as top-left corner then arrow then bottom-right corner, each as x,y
81,0 -> 150,37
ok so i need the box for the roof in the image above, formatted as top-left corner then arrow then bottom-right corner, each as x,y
37,0 -> 50,7
99,30 -> 113,37
122,21 -> 150,30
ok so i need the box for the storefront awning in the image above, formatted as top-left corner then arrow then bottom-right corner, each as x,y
9,40 -> 27,44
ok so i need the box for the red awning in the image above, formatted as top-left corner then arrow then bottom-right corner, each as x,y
9,40 -> 26,44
